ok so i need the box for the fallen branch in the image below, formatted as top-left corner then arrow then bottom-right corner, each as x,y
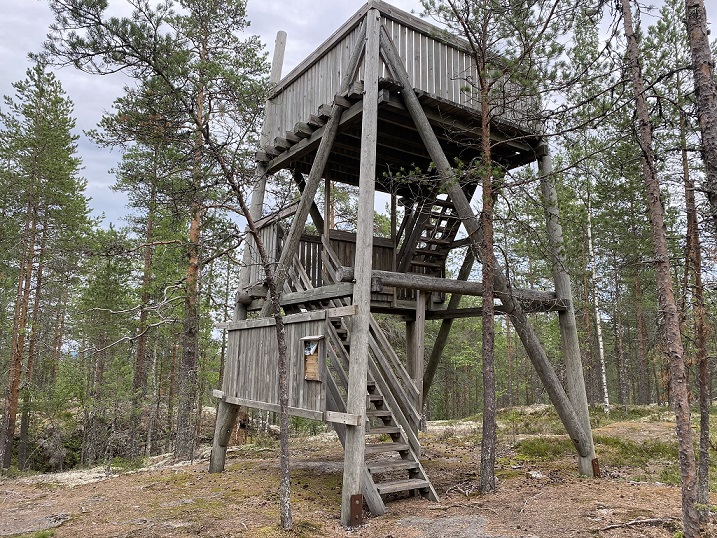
519,491 -> 544,513
598,516 -> 678,531
446,481 -> 479,497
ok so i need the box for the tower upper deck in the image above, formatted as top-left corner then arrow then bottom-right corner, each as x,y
257,0 -> 543,193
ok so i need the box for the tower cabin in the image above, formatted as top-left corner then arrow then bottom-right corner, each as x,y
211,0 -> 596,526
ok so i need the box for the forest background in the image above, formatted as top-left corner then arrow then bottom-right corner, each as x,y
0,0 -> 715,493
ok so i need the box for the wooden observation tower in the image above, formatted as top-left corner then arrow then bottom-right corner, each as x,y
210,0 -> 597,525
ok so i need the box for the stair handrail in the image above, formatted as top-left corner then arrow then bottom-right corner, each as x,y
321,235 -> 421,436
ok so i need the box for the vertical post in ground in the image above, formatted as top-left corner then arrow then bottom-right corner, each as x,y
538,148 -> 596,477
340,8 -> 380,527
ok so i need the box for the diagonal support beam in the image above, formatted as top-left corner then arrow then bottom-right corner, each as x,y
293,170 -> 324,232
379,28 -> 594,467
259,20 -> 367,317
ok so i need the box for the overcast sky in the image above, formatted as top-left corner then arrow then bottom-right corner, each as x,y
0,0 -> 420,227
1,0 -> 714,227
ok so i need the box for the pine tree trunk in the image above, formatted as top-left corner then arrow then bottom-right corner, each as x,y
1,194 -> 38,469
681,109 -> 710,522
131,181 -> 157,457
19,224 -> 46,469
621,0 -> 700,533
479,88 -> 497,494
684,0 -> 717,231
634,272 -> 650,404
613,268 -> 627,408
175,85 -> 204,461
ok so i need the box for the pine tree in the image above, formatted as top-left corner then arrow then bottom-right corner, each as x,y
421,0 -> 589,491
618,0 -> 699,533
0,62 -> 89,469
45,0 -> 267,463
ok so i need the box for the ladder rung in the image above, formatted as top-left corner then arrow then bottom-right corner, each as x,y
366,410 -> 392,418
414,248 -> 444,257
410,260 -> 443,269
367,425 -> 401,435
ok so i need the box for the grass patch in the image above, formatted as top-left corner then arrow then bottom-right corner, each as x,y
497,406 -> 567,438
594,435 -> 677,467
514,437 -> 575,461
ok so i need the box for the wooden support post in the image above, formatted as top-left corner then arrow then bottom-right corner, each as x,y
260,21 -> 367,317
209,399 -> 240,473
379,28 -> 593,462
406,291 -> 426,409
341,9 -> 381,526
210,31 -> 287,474
539,148 -> 596,476
423,249 -> 474,402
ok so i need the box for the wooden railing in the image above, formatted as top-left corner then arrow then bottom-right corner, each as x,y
262,1 -> 539,145
321,236 -> 422,451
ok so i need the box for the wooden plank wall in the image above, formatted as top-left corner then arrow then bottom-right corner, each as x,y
246,223 -> 282,287
223,317 -> 326,415
263,23 -> 366,146
265,13 -> 535,145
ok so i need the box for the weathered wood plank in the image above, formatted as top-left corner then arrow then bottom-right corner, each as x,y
326,411 -> 362,425
217,394 -> 325,422
280,283 -> 355,307
335,266 -> 566,307
341,9 -> 381,527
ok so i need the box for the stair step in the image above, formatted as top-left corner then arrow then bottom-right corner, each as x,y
410,260 -> 443,269
367,460 -> 420,473
414,248 -> 445,257
366,380 -> 376,390
429,212 -> 458,220
366,409 -> 392,418
431,198 -> 455,208
368,394 -> 384,403
375,478 -> 431,495
423,237 -> 451,245
367,425 -> 401,435
365,442 -> 410,455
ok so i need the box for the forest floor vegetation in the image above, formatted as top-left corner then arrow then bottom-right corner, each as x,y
1,405 -> 716,537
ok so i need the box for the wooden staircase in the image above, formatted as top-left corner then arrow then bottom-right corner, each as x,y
324,314 -> 438,513
396,194 -> 464,278
280,237 -> 439,514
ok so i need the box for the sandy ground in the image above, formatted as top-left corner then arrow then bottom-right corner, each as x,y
0,419 -> 712,538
